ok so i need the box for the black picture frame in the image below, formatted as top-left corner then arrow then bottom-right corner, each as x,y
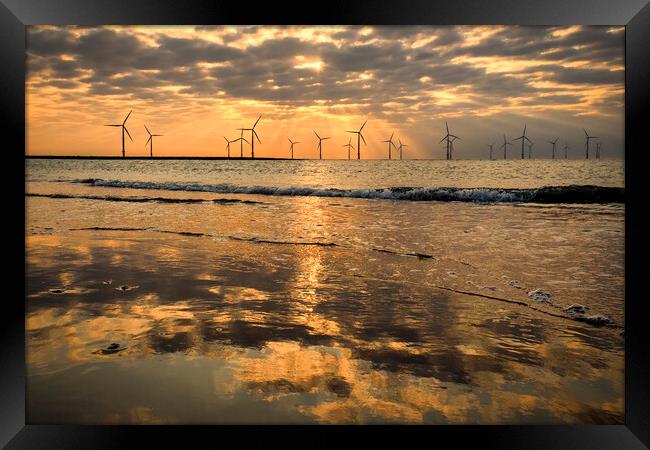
3,0 -> 648,447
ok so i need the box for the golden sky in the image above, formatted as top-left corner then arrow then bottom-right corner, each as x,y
26,25 -> 624,159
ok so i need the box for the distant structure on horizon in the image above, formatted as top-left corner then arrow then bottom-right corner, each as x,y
239,115 -> 262,159
513,125 -> 532,160
488,143 -> 495,160
343,137 -> 353,160
548,138 -> 559,159
440,122 -> 460,160
347,121 -> 367,159
144,125 -> 162,158
382,132 -> 396,160
314,131 -> 330,160
288,138 -> 299,159
398,138 -> 407,160
501,134 -> 512,159
104,110 -> 133,158
583,129 -> 598,159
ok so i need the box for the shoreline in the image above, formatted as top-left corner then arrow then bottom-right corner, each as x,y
25,155 -> 296,160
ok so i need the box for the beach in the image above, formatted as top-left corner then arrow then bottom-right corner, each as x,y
25,158 -> 625,424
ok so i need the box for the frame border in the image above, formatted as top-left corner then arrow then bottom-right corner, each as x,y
3,1 -> 648,447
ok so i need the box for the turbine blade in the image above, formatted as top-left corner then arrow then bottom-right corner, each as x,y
314,131 -> 321,139
390,132 -> 394,140
252,115 -> 261,129
123,110 -> 132,125
105,124 -> 121,127
145,136 -> 151,146
360,133 -> 366,145
144,124 -> 151,135
124,126 -> 133,142
253,130 -> 261,143
224,136 -> 229,143
439,136 -> 446,143
346,131 -> 356,134
360,120 -> 367,131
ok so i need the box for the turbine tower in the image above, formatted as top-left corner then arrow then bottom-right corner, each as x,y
239,115 -> 261,158
513,124 -> 532,159
346,120 -> 367,159
288,138 -> 300,159
528,141 -> 534,159
487,143 -> 495,160
501,134 -> 512,160
548,138 -> 559,159
583,128 -> 598,159
382,132 -> 396,160
343,137 -> 354,160
104,110 -> 133,158
564,143 -> 569,159
439,122 -> 460,160
144,125 -> 162,158
314,131 -> 330,160
595,142 -> 602,159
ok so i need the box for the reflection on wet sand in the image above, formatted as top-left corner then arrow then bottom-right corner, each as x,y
26,231 -> 623,424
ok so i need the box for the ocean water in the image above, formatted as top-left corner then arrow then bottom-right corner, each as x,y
25,158 -> 625,424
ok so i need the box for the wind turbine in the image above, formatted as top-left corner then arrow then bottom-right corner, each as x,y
548,138 -> 559,159
596,142 -> 602,159
439,122 -> 460,160
346,120 -> 367,159
513,124 -> 533,159
382,132 -> 396,160
398,138 -> 408,160
239,115 -> 262,158
144,125 -> 162,158
343,137 -> 354,160
487,143 -> 495,160
238,129 -> 246,158
564,143 -> 569,159
288,138 -> 300,159
501,134 -> 512,160
224,136 -> 240,158
583,129 -> 598,159
528,141 -> 534,159
449,136 -> 459,160
314,131 -> 330,160
104,110 -> 133,158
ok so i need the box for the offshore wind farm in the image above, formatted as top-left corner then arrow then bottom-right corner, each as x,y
26,25 -> 624,426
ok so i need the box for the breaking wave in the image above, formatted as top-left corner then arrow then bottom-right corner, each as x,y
67,179 -> 624,204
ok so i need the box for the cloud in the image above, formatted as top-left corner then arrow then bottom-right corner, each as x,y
25,25 -> 624,158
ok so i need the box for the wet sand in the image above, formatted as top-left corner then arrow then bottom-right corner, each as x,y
26,229 -> 623,424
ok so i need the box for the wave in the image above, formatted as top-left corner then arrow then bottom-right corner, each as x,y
27,192 -> 263,205
67,179 -> 624,204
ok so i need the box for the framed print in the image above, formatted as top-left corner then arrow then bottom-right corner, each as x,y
2,0 -> 649,447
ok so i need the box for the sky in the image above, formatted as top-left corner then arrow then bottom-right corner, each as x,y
26,25 -> 624,159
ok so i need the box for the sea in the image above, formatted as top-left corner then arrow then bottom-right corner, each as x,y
25,158 -> 625,424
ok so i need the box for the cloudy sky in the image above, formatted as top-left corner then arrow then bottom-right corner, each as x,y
26,25 -> 624,159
